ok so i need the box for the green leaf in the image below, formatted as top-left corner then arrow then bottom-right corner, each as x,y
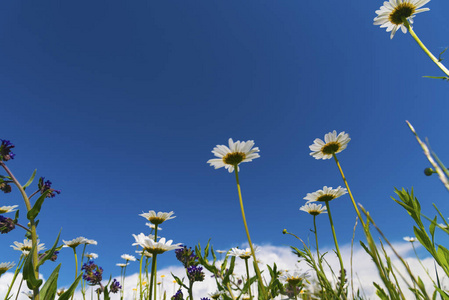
436,245 -> 449,268
23,243 -> 43,290
413,226 -> 433,253
23,170 -> 37,190
58,274 -> 82,300
429,216 -> 437,243
27,190 -> 51,220
37,230 -> 62,268
171,273 -> 188,290
40,264 -> 61,300
423,76 -> 449,80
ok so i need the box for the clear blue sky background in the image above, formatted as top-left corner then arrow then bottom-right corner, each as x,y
1,0 -> 449,289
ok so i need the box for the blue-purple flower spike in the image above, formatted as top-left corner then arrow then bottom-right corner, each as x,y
0,139 -> 15,161
38,177 -> 61,198
110,278 -> 121,293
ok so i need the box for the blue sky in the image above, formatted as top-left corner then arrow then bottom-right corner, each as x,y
1,0 -> 449,294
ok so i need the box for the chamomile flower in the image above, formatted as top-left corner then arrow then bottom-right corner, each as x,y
63,237 -> 88,248
279,270 -> 309,285
304,186 -> 348,203
300,203 -> 327,216
374,0 -> 430,39
228,247 -> 259,259
0,205 -> 18,214
309,131 -> 350,160
403,236 -> 417,242
140,211 -> 175,225
121,254 -> 136,261
132,234 -> 182,254
84,253 -> 98,259
11,239 -> 45,255
116,263 -> 129,267
0,262 -> 15,276
207,138 -> 260,173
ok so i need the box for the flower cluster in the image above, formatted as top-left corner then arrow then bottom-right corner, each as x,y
0,182 -> 12,193
38,177 -> 61,198
82,260 -> 103,285
187,265 -> 205,282
0,215 -> 15,234
171,290 -> 184,300
175,245 -> 197,268
0,139 -> 15,161
109,278 -> 121,293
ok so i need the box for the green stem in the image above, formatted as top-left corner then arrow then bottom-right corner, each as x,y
324,200 -> 346,296
71,248 -> 78,300
4,255 -> 24,300
313,215 -> 321,269
139,253 -> 144,300
234,167 -> 267,299
0,162 -> 40,300
244,258 -> 253,300
332,154 -> 365,227
153,226 -> 158,300
14,277 -> 24,300
148,254 -> 158,300
402,18 -> 449,77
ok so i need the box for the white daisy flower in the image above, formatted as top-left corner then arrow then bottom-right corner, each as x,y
0,262 -> 15,275
22,291 -> 33,299
62,237 -> 88,248
116,263 -> 129,267
228,247 -> 259,259
140,211 -> 175,225
279,270 -> 309,285
207,138 -> 260,173
132,234 -> 182,254
11,239 -> 45,255
300,203 -> 327,216
57,288 -> 66,296
121,254 -> 136,261
374,0 -> 430,39
309,131 -> 350,160
146,223 -> 162,230
209,290 -> 226,300
84,239 -> 98,245
403,236 -> 417,242
0,205 -> 18,214
135,249 -> 153,258
84,253 -> 98,259
304,186 -> 348,203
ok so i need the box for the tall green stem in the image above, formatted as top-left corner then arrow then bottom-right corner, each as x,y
0,162 -> 40,300
402,18 -> 449,78
234,167 -> 267,299
244,258 -> 253,300
324,200 -> 346,296
332,154 -> 365,227
153,226 -> 158,300
313,215 -> 321,268
139,253 -> 144,300
148,254 -> 158,300
4,255 -> 24,300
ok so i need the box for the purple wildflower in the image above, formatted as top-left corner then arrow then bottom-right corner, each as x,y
187,265 -> 205,282
110,279 -> 121,293
38,177 -> 61,198
0,139 -> 15,161
171,290 -> 184,300
81,260 -> 103,285
175,245 -> 197,268
0,215 -> 15,234
0,182 -> 12,193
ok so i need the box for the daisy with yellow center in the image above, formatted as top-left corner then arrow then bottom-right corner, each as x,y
374,0 -> 430,39
207,138 -> 260,173
299,203 -> 327,216
0,205 -> 18,214
140,210 -> 175,225
304,186 -> 348,203
0,262 -> 15,276
309,131 -> 350,160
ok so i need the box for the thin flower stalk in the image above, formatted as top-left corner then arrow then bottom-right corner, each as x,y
0,162 -> 40,300
244,258 -> 253,300
402,18 -> 449,78
234,167 -> 267,298
4,256 -> 25,300
324,200 -> 346,296
332,154 -> 366,227
312,215 -> 321,269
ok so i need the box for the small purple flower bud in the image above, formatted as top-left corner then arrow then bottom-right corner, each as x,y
110,279 -> 121,293
0,183 -> 12,194
38,177 -> 61,198
81,261 -> 103,285
0,139 -> 15,161
0,215 -> 15,234
171,290 -> 183,300
187,265 -> 205,282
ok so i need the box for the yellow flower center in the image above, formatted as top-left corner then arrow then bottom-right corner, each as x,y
149,217 -> 165,225
389,3 -> 415,25
223,152 -> 246,165
321,142 -> 340,155
286,277 -> 302,286
308,210 -> 322,216
316,194 -> 335,202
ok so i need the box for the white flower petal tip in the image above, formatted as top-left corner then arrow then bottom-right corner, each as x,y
373,0 -> 430,39
207,138 -> 260,172
309,131 -> 350,160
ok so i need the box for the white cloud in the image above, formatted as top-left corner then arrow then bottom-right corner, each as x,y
3,242 -> 448,299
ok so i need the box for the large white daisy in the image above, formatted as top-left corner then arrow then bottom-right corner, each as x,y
121,254 -> 136,261
309,131 -> 350,160
304,186 -> 348,203
11,239 -> 45,255
374,0 -> 430,39
228,247 -> 259,259
207,138 -> 260,173
62,236 -> 88,248
279,270 -> 309,285
0,262 -> 15,275
132,234 -> 182,254
140,210 -> 175,225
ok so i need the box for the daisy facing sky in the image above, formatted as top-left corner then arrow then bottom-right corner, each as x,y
309,131 -> 350,160
207,138 -> 260,173
304,186 -> 348,203
374,0 -> 430,39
